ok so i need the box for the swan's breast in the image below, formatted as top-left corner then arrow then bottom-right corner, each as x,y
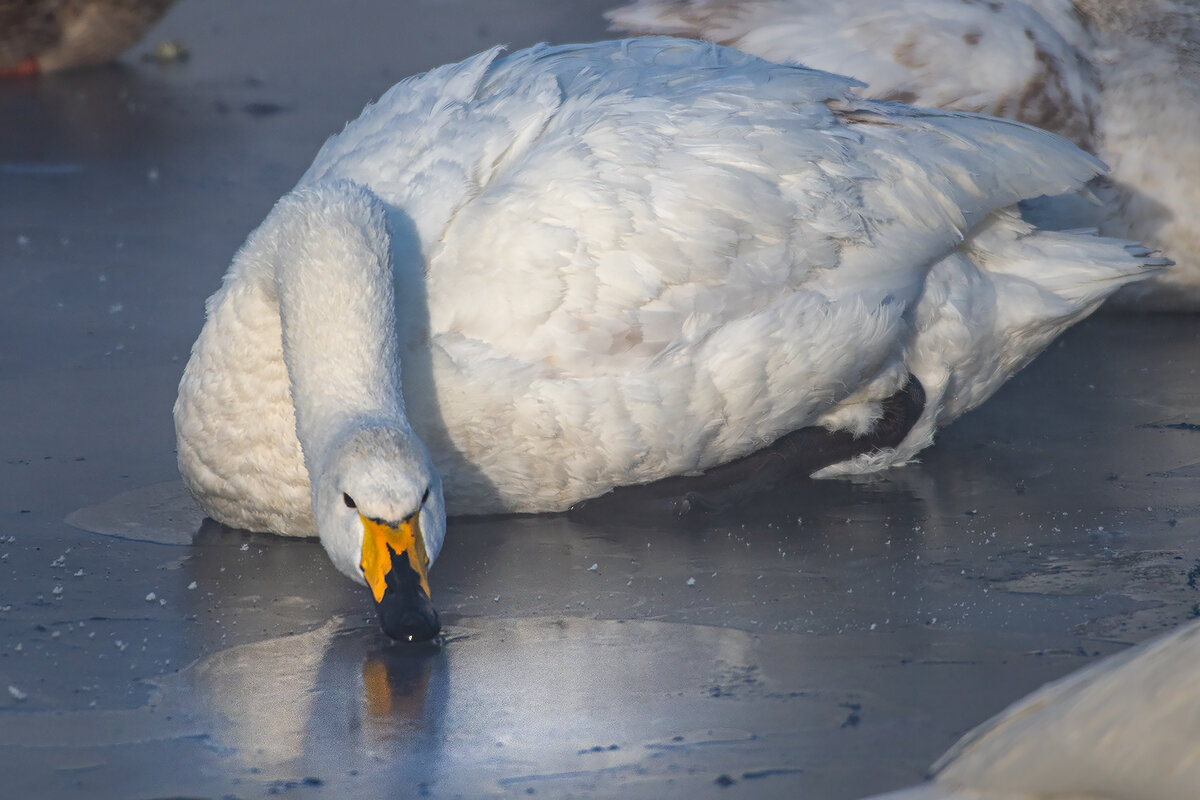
175,276 -> 315,536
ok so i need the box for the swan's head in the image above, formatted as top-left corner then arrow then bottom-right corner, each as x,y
313,426 -> 446,642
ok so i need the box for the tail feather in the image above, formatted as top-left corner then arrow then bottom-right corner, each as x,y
817,206 -> 1162,479
912,207 -> 1162,423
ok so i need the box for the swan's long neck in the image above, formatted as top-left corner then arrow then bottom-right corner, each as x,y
263,181 -> 409,476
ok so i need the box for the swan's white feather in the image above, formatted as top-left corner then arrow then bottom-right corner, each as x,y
862,618 -> 1200,800
609,0 -> 1200,310
175,39 -> 1159,567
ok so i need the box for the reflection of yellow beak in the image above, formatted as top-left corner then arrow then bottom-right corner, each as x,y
362,658 -> 394,717
360,514 -> 431,603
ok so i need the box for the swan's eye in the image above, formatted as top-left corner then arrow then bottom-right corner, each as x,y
421,487 -> 430,505
343,493 -> 357,509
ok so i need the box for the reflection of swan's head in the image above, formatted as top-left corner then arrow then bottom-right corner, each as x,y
158,618 -> 446,777
315,425 -> 446,642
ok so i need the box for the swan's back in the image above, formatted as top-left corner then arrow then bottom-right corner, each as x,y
303,38 -> 1101,377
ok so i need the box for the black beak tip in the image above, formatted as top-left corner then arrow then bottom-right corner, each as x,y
374,544 -> 440,642
376,588 -> 441,643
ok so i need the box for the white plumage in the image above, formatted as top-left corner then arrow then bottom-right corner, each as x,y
863,617 -> 1200,800
174,38 -> 1160,587
609,0 -> 1200,310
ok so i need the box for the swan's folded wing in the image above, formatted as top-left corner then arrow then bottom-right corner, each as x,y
317,39 -> 1107,377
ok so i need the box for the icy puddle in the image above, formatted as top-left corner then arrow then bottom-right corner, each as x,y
65,481 -> 205,546
1,612 -> 1126,800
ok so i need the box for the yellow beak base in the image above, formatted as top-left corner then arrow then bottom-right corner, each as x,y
361,515 -> 431,602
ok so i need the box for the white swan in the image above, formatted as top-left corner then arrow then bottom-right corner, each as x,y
174,38 -> 1162,640
863,617 -> 1200,800
608,0 -> 1200,310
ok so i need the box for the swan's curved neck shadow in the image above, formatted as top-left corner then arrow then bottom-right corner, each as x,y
384,206 -> 503,510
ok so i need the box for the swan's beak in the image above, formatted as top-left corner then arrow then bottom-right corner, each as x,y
360,514 -> 441,642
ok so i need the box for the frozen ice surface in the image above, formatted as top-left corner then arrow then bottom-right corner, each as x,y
2,1 -> 1200,799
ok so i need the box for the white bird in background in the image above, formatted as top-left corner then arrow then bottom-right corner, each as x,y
608,0 -> 1200,310
175,38 -> 1162,640
862,617 -> 1200,800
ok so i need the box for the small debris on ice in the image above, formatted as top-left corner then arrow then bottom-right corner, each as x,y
51,585 -> 63,596
145,592 -> 156,602
8,685 -> 27,701
146,39 -> 190,63
686,577 -> 696,586
187,581 -> 198,590
73,569 -> 84,577
587,563 -> 598,572
240,544 -> 249,551
50,555 -> 66,567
